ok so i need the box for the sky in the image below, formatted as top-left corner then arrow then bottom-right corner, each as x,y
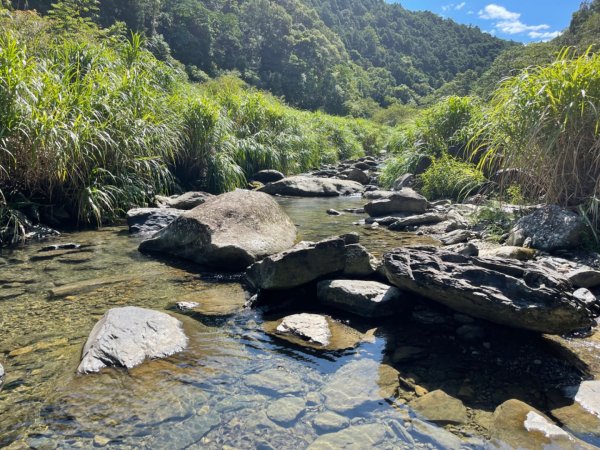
390,1 -> 583,42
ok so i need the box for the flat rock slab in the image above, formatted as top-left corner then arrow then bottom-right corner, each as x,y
245,368 -> 304,395
388,213 -> 447,230
364,188 -> 428,217
317,279 -> 411,318
312,411 -> 350,433
322,359 -> 382,413
409,390 -> 468,425
308,423 -> 391,450
266,397 -> 306,425
275,313 -> 331,346
140,190 -> 297,271
78,307 -> 188,374
259,176 -> 364,197
383,247 -> 593,334
246,236 -> 346,290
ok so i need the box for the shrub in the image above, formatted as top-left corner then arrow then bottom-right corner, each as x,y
420,155 -> 485,201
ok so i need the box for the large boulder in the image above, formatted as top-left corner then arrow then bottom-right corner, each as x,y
341,168 -> 370,185
139,190 -> 297,271
383,247 -> 593,334
258,175 -> 364,197
507,205 -> 587,252
364,189 -> 428,217
77,307 -> 188,374
246,236 -> 346,290
252,169 -> 285,184
126,208 -> 182,234
317,280 -> 411,318
155,191 -> 213,210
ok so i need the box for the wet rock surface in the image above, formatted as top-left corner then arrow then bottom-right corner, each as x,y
383,247 -> 593,334
364,189 -> 428,217
139,190 -> 297,271
259,175 -> 364,197
77,306 -> 188,374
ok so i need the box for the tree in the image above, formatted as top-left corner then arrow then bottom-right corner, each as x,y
48,0 -> 99,33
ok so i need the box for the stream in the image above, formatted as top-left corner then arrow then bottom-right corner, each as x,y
0,196 -> 597,449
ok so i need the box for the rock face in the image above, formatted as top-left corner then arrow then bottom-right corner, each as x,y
317,280 -> 410,318
383,247 -> 593,334
259,176 -> 364,197
139,190 -> 297,271
77,307 -> 188,374
127,208 -> 182,234
507,205 -> 587,252
246,236 -> 346,290
364,189 -> 428,217
252,170 -> 285,184
276,314 -> 332,346
155,191 -> 213,210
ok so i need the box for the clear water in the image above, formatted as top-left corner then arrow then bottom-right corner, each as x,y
0,197 -> 592,449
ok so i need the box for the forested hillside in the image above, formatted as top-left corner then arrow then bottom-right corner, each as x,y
9,0 -> 513,114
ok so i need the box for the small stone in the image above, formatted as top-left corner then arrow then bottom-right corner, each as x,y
246,368 -> 304,395
266,397 -> 305,425
327,209 -> 342,216
305,392 -> 323,407
176,301 -> 200,312
409,390 -> 468,424
93,436 -> 111,447
276,314 -> 331,346
313,411 -> 350,433
414,385 -> 428,397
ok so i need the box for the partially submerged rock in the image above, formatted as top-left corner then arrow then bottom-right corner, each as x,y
383,247 -> 593,334
341,168 -> 370,185
252,169 -> 285,184
507,205 -> 587,252
155,191 -> 213,210
127,208 -> 182,234
259,176 -> 364,197
78,307 -> 188,374
317,279 -> 411,318
388,212 -> 447,230
275,313 -> 331,346
409,390 -> 468,425
364,189 -> 428,217
139,190 -> 297,271
552,381 -> 600,439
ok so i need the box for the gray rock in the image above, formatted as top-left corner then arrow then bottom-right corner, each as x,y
364,189 -> 428,217
126,208 -> 182,234
312,411 -> 350,433
139,190 -> 297,271
326,209 -> 342,216
155,191 -> 213,210
322,359 -> 381,413
246,236 -> 346,290
440,229 -> 476,245
388,212 -> 447,230
507,205 -> 587,252
573,288 -> 598,310
392,173 -> 415,190
344,244 -> 379,277
266,397 -> 306,425
341,168 -> 370,185
246,368 -> 304,395
276,314 -> 332,346
568,267 -> 600,289
308,423 -> 390,449
383,247 -> 593,334
363,190 -> 395,200
353,162 -> 371,171
409,390 -> 468,425
77,307 -> 188,374
317,280 -> 411,318
259,176 -> 364,197
480,246 -> 537,261
252,170 -> 285,184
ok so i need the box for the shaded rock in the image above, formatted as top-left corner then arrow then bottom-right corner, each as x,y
456,324 -> 485,341
308,423 -> 390,450
353,162 -> 371,171
492,399 -> 588,450
259,176 -> 364,197
140,190 -> 297,271
276,313 -> 331,346
552,381 -> 600,439
326,209 -> 342,216
266,397 -> 305,426
440,229 -> 476,246
341,168 -> 370,185
568,267 -> 600,289
364,189 -> 428,217
344,244 -> 379,277
77,306 -> 188,374
246,368 -> 304,395
252,170 -> 285,184
390,346 -> 427,363
317,279 -> 410,318
155,191 -> 213,210
383,247 -> 593,334
393,173 -> 415,191
409,390 -> 468,425
322,359 -> 381,413
388,212 -> 447,230
480,246 -> 537,261
363,190 -> 395,200
246,236 -> 345,290
507,205 -> 587,252
312,411 -> 350,433
126,208 -> 182,234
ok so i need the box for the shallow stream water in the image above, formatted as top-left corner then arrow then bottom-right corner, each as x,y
0,197 -> 597,449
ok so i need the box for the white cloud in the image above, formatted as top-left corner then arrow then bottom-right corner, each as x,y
478,4 -> 519,21
467,10 -> 474,15
478,3 -> 560,40
456,2 -> 466,10
442,2 -> 467,12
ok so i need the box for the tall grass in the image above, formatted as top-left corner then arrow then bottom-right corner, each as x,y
474,48 -> 600,221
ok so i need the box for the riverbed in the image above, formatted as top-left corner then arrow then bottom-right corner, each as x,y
0,197 -> 596,448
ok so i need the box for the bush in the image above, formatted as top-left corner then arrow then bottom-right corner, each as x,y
420,155 -> 485,201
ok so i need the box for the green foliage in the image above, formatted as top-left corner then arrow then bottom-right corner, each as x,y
420,155 -> 485,201
48,0 -> 100,34
470,203 -> 515,242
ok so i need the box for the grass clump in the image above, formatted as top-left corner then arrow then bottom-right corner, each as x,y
420,155 -> 485,201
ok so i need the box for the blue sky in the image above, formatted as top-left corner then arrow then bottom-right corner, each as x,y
389,1 -> 583,42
